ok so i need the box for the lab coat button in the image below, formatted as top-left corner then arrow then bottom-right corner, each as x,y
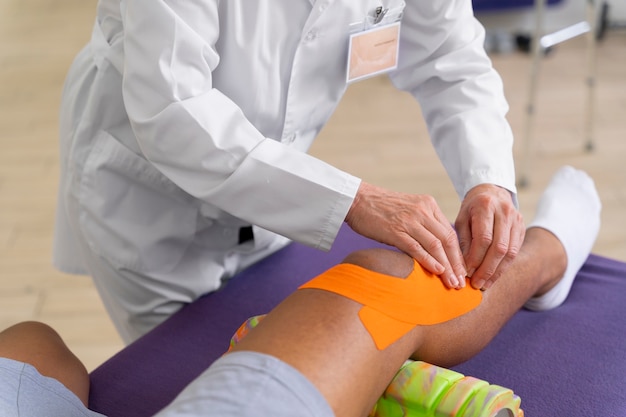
304,30 -> 317,42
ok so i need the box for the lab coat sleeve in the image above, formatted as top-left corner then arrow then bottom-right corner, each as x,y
119,1 -> 360,250
389,0 -> 518,202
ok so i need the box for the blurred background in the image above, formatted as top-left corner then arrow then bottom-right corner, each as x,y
0,0 -> 624,372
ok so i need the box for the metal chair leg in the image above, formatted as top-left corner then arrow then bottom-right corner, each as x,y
517,0 -> 596,188
517,0 -> 546,189
584,0 -> 598,152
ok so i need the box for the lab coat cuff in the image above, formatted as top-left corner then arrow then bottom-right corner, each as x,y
317,176 -> 362,252
462,174 -> 518,210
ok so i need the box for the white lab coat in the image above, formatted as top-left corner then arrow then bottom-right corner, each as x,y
53,0 -> 516,338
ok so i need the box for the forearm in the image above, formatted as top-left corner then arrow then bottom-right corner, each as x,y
390,0 -> 516,199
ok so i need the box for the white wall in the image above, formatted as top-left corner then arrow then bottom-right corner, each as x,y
606,0 -> 626,23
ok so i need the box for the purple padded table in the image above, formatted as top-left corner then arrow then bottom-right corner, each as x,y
89,225 -> 626,417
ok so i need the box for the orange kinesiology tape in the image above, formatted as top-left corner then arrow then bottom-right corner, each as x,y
299,260 -> 482,350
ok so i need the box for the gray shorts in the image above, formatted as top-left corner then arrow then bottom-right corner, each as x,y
0,357 -> 105,417
155,351 -> 335,417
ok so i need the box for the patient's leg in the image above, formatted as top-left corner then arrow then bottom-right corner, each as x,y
0,321 -> 91,406
230,166 -> 601,417
415,167 -> 601,366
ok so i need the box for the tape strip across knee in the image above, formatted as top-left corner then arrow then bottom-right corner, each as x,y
299,260 -> 482,350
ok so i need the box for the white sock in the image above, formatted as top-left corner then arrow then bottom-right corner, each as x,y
524,166 -> 602,311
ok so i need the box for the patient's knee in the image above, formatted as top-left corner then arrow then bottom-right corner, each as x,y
0,321 -> 91,406
343,248 -> 414,279
0,321 -> 61,353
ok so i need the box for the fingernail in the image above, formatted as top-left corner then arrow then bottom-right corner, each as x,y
449,275 -> 459,288
467,268 -> 476,278
483,281 -> 493,290
458,274 -> 466,288
473,279 -> 485,290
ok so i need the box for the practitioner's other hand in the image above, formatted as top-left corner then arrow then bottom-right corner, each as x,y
345,182 -> 467,289
455,184 -> 525,290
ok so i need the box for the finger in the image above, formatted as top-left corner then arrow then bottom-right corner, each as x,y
395,233 -> 447,277
464,209 -> 495,280
479,215 -> 524,290
455,211 -> 472,260
430,206 -> 467,285
435,218 -> 468,288
453,216 -> 471,288
471,214 -> 511,289
399,230 -> 459,289
411,222 -> 464,289
507,213 -> 525,264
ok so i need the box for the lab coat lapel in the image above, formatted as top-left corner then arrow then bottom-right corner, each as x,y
302,0 -> 331,33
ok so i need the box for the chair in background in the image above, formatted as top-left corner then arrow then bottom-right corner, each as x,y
473,0 -> 599,187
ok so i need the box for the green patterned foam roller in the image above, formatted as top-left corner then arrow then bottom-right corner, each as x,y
369,360 -> 524,417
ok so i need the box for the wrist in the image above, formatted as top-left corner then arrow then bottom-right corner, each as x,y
346,181 -> 371,224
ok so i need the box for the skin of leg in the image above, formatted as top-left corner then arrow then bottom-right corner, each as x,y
230,227 -> 566,417
0,321 -> 91,406
412,227 -> 566,367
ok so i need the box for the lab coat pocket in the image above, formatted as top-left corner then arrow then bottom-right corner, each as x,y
78,131 -> 198,273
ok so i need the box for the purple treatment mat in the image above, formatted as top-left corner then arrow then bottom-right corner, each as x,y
89,224 -> 626,417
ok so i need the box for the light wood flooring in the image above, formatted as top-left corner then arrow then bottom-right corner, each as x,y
1,0 -> 624,371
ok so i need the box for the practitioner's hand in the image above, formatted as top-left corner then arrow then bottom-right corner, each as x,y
345,182 -> 467,289
455,184 -> 525,290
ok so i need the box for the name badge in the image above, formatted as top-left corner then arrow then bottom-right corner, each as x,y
346,5 -> 404,83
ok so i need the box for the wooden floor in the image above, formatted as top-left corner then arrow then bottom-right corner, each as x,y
1,0 -> 624,372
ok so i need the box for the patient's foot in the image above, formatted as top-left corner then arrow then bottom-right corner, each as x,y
524,166 -> 601,311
